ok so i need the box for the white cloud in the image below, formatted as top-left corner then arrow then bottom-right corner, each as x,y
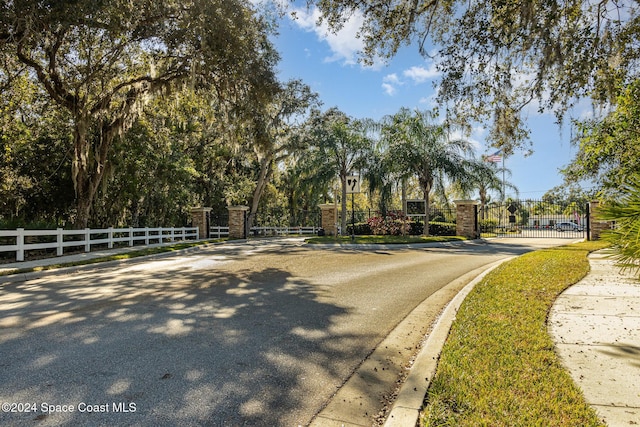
403,64 -> 440,83
382,83 -> 397,96
382,73 -> 403,96
383,73 -> 401,84
290,6 -> 366,67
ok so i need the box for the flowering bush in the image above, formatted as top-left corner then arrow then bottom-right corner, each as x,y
367,211 -> 411,235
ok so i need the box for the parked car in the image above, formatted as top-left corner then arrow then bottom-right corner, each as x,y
555,222 -> 583,232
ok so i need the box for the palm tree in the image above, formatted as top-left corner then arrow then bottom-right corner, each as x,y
457,160 -> 518,220
387,108 -> 477,236
307,108 -> 372,233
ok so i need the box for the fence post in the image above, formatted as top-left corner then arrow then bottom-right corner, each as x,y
16,228 -> 24,262
159,227 -> 163,244
108,227 -> 114,249
145,227 -> 149,245
85,228 -> 91,252
129,227 -> 134,247
57,228 -> 63,256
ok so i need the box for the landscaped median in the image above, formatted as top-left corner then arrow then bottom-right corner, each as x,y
420,240 -> 610,427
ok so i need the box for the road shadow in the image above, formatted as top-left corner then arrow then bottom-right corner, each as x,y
0,261 -> 371,426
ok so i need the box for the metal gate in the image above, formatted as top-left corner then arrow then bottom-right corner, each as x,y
478,200 -> 588,238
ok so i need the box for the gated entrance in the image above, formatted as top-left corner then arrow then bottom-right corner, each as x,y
479,200 -> 589,239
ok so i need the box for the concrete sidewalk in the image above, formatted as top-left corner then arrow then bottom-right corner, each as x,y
549,251 -> 640,426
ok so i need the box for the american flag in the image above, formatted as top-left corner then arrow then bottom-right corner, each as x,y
484,150 -> 502,163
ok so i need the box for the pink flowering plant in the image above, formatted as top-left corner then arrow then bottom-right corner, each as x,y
367,211 -> 411,235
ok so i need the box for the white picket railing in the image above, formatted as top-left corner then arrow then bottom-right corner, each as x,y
210,226 -> 230,238
0,225 -> 320,262
251,226 -> 319,236
0,227 -> 199,262
209,226 -> 319,238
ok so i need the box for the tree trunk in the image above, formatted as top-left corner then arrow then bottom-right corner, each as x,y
248,155 -> 273,230
72,118 -> 116,229
422,181 -> 433,237
72,118 -> 100,229
423,190 -> 431,237
340,173 -> 348,235
401,178 -> 407,215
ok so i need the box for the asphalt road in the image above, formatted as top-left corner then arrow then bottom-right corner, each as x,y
0,237 -> 574,426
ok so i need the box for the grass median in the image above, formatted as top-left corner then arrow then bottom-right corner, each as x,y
421,240 -> 610,427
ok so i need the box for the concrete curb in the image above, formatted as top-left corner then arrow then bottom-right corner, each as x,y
383,257 -> 515,427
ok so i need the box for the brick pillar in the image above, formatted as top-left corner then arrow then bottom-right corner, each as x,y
191,207 -> 212,239
589,201 -> 612,241
228,206 -> 250,239
455,200 -> 480,239
319,204 -> 338,236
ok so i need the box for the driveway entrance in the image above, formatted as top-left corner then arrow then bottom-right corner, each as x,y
0,238 -> 572,426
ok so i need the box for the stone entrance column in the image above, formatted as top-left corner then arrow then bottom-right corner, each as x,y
319,204 -> 338,236
191,207 -> 212,239
228,206 -> 250,239
455,200 -> 480,239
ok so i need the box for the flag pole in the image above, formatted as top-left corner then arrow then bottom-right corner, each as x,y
502,155 -> 505,202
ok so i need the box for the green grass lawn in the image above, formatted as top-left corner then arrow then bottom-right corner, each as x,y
421,240 -> 610,427
305,235 -> 466,244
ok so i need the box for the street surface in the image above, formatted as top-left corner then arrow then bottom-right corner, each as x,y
0,237 -> 574,426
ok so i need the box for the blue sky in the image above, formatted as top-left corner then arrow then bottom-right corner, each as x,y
269,3 -> 586,199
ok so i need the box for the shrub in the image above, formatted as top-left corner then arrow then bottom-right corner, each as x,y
346,222 -> 372,235
409,220 -> 456,236
429,221 -> 456,236
410,221 -> 424,235
598,174 -> 640,278
479,218 -> 498,232
367,211 -> 411,235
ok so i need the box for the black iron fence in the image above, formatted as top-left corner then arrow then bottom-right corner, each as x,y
479,200 -> 588,238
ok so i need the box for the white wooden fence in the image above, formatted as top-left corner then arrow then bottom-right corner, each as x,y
0,227 -> 198,262
209,226 -> 230,238
0,225 -> 320,262
209,226 -> 319,238
251,226 -> 319,236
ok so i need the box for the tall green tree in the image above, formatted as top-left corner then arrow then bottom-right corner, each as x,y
386,109 -> 477,236
456,160 -> 518,219
244,79 -> 319,228
281,135 -> 335,226
309,0 -> 639,153
0,74 -> 74,225
564,79 -> 640,196
308,108 -> 372,233
0,0 -> 279,227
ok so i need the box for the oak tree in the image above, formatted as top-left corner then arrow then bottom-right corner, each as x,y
1,0 -> 278,227
309,0 -> 639,153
